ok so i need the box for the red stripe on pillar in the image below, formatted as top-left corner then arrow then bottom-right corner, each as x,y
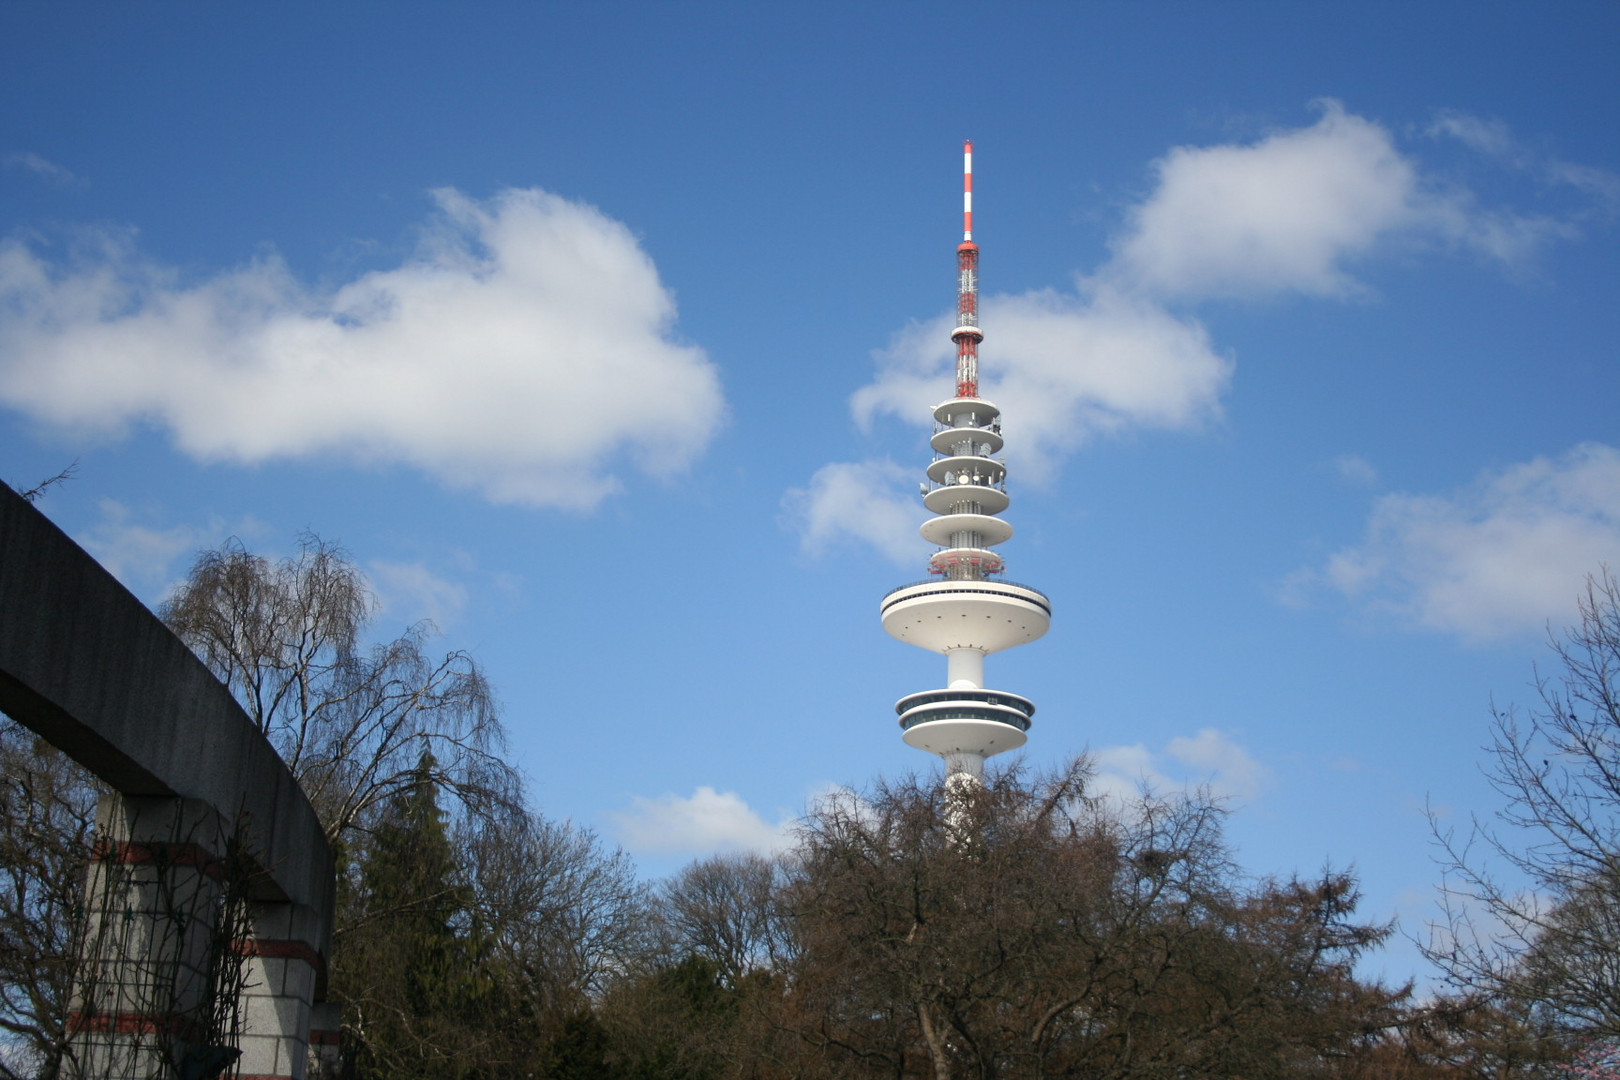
67,1010 -> 210,1041
232,938 -> 323,965
91,840 -> 226,879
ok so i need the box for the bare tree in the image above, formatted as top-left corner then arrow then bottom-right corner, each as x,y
0,721 -> 99,1079
9,461 -> 78,503
159,535 -> 516,842
1427,571 -> 1620,1039
779,759 -> 1399,1080
659,853 -> 787,989
463,807 -> 652,1025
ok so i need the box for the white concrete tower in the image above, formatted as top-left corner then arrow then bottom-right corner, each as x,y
880,141 -> 1051,783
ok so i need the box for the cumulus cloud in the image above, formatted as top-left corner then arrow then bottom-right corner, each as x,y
4,151 -> 85,189
74,499 -> 261,599
1165,729 -> 1266,799
76,500 -> 208,593
1110,100 -> 1574,300
1111,101 -> 1420,299
609,786 -> 793,858
1303,443 -> 1620,641
1091,728 -> 1265,804
780,459 -> 926,564
853,286 -> 1230,483
0,187 -> 724,509
367,559 -> 470,630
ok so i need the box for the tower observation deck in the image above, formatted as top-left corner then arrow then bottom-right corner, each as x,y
881,142 -> 1050,781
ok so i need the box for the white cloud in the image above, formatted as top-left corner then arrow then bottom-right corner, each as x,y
1334,454 -> 1380,486
609,786 -> 793,858
1111,101 -> 1419,299
1111,100 -> 1580,300
780,459 -> 925,564
367,559 -> 469,629
1427,111 -> 1517,158
3,151 -> 85,189
73,499 -> 262,599
79,508 -> 473,630
1429,109 -> 1620,214
1091,728 -> 1265,804
1419,194 -> 1572,267
76,499 -> 206,592
1165,728 -> 1265,800
1089,742 -> 1169,804
1307,443 -> 1620,641
0,187 -> 724,509
853,286 -> 1230,484
1544,160 -> 1620,214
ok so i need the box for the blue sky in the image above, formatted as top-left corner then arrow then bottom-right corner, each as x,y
3,3 -> 1617,985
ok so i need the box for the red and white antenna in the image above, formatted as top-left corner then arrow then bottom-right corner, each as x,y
963,140 -> 974,241
953,140 -> 982,399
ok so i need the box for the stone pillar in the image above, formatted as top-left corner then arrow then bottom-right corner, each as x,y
305,1001 -> 342,1079
68,795 -> 237,1079
233,902 -> 325,1080
66,796 -> 332,1080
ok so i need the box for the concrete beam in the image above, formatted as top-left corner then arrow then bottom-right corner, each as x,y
0,484 -> 332,943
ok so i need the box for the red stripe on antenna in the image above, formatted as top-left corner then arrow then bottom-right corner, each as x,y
963,140 -> 974,241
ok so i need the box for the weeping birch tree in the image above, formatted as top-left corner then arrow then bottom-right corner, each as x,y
159,535 -> 517,842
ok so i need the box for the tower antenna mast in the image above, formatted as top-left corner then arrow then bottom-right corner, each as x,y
955,142 -> 980,399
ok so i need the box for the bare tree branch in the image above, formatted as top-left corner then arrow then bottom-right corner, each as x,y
1426,569 -> 1620,1039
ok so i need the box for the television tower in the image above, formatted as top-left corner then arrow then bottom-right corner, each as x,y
880,141 -> 1051,783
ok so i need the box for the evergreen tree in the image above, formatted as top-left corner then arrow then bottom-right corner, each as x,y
336,751 -> 489,1080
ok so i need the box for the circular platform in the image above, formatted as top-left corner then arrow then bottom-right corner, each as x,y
901,716 -> 1028,759
931,426 -> 1004,456
880,579 -> 1050,653
895,687 -> 1034,730
927,548 -> 1005,576
932,396 -> 1001,426
919,513 -> 1014,548
925,455 -> 1006,485
923,484 -> 1009,516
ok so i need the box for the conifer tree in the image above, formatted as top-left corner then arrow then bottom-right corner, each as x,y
337,751 -> 487,1079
